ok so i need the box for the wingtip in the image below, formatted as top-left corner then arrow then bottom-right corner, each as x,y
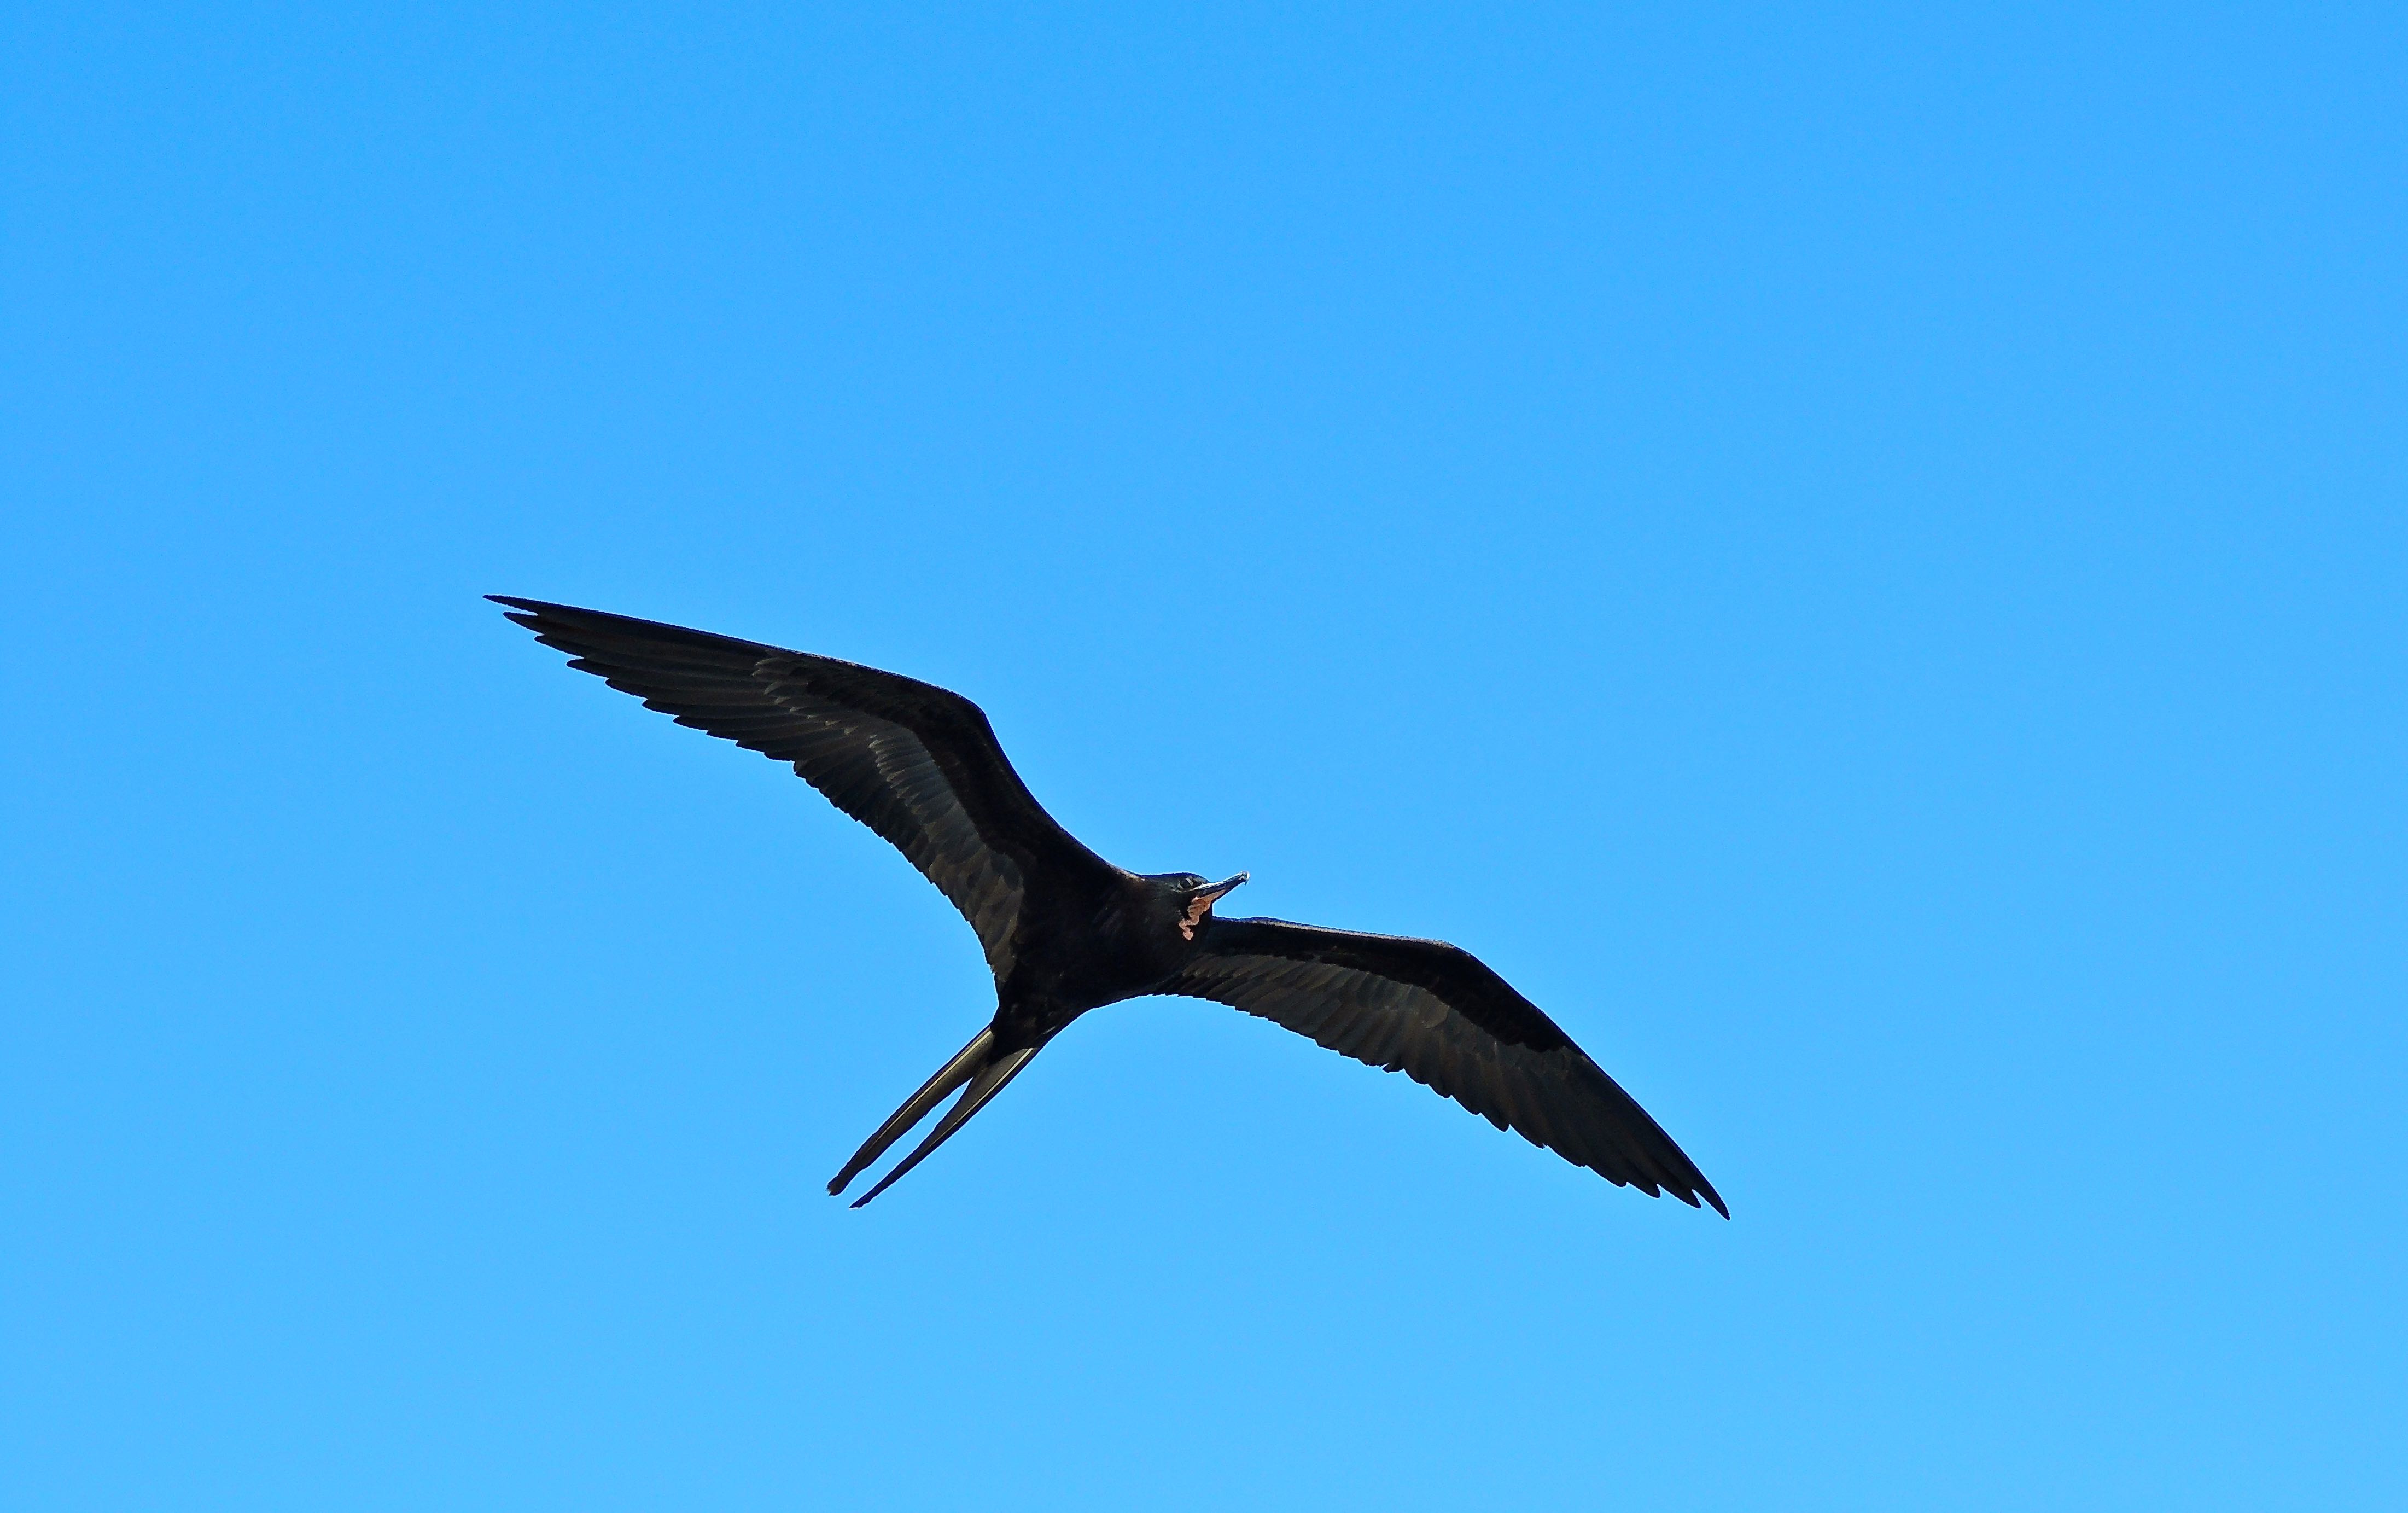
488,594 -> 549,631
489,593 -> 565,622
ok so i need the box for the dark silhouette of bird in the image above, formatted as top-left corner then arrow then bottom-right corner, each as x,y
493,597 -> 1727,1215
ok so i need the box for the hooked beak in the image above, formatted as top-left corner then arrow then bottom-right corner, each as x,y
1197,871 -> 1249,907
1178,872 -> 1249,940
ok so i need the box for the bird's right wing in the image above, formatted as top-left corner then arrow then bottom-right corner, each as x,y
1165,917 -> 1725,1214
493,597 -> 1114,981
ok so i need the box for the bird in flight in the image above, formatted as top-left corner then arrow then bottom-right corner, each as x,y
493,597 -> 1726,1215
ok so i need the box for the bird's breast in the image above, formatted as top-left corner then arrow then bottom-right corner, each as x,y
1004,899 -> 1185,1015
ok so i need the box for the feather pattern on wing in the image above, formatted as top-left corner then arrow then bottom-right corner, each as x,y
1167,916 -> 1727,1215
491,597 -> 1112,981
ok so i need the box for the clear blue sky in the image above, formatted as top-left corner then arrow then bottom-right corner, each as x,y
6,5 -> 2403,1509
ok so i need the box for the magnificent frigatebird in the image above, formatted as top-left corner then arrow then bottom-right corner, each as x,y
494,597 -> 1727,1215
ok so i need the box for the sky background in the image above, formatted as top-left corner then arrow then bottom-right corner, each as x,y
5,4 -> 2404,1509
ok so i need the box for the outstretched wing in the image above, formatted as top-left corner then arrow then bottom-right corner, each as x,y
1165,917 -> 1725,1214
493,597 -> 1113,982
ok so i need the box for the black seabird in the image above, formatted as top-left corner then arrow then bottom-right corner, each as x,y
494,597 -> 1726,1215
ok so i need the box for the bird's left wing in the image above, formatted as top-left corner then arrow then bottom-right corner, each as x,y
493,597 -> 1114,982
1165,917 -> 1726,1214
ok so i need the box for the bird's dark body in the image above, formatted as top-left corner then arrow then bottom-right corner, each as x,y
494,596 -> 1723,1214
992,877 -> 1188,1048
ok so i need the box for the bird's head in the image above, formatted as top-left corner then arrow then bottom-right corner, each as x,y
1157,871 -> 1248,941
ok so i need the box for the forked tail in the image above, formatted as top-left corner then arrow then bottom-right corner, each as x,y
828,1026 -> 1041,1207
